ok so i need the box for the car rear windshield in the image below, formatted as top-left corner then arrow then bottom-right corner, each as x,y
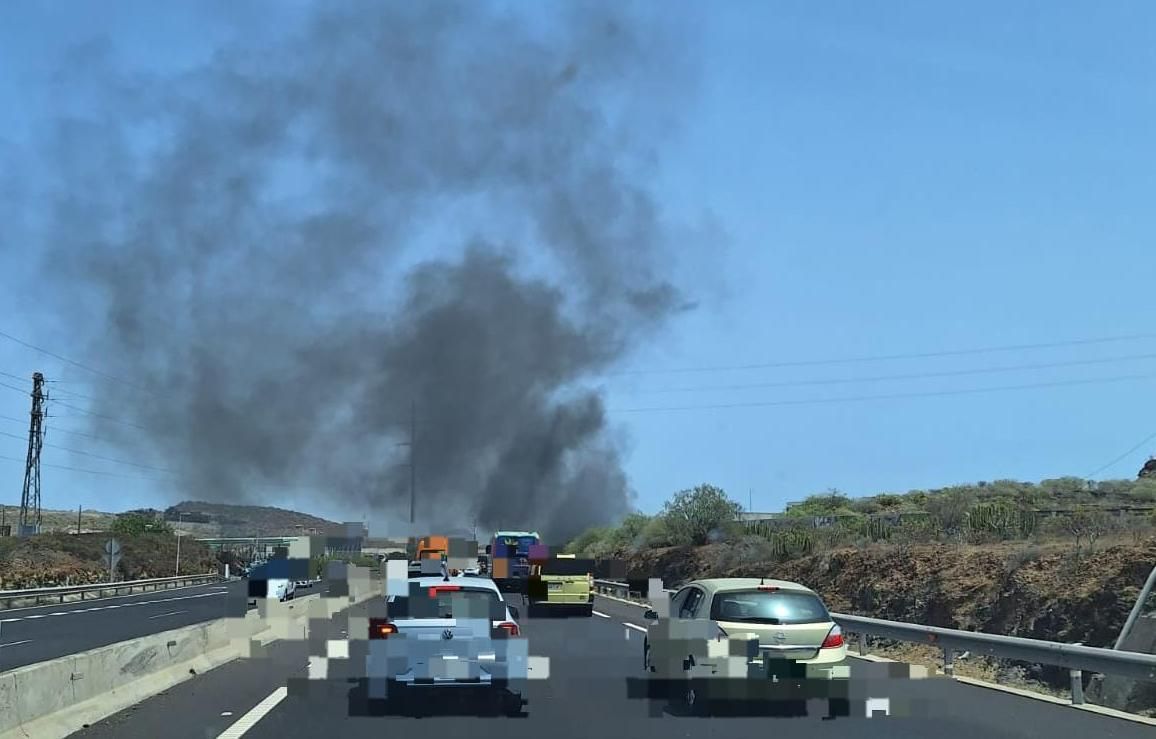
710,590 -> 831,625
538,558 -> 594,576
389,585 -> 505,620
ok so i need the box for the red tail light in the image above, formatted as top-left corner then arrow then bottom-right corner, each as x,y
428,585 -> 461,597
497,621 -> 520,637
369,619 -> 397,639
821,625 -> 844,649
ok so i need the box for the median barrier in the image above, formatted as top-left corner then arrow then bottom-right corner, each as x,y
0,567 -> 380,739
0,574 -> 221,610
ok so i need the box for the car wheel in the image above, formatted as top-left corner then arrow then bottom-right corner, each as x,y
501,691 -> 524,716
682,680 -> 707,716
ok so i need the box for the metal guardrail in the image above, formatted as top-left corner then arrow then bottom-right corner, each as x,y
591,579 -> 1156,706
0,573 -> 221,609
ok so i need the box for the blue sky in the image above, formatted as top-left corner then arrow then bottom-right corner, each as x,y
1,1 -> 1154,524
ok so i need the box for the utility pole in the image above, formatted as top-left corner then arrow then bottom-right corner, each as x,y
409,400 -> 416,524
76,504 -> 82,534
18,372 -> 46,537
175,511 -> 185,575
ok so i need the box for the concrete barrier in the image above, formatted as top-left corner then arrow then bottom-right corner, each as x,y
0,568 -> 380,739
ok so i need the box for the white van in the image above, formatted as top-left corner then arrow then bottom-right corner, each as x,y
267,577 -> 296,602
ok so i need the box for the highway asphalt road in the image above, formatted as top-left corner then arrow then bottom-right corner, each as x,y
0,579 -> 252,672
69,593 -> 1151,739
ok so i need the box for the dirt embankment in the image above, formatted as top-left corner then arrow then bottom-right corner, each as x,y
629,540 -> 1156,647
0,533 -> 218,589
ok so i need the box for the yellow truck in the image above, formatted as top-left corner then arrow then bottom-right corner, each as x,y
526,554 -> 594,617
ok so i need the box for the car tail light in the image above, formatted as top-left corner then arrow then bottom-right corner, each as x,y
369,619 -> 397,639
497,621 -> 520,637
821,625 -> 844,649
428,585 -> 461,596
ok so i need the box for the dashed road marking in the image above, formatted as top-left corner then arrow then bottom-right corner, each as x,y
591,610 -> 610,619
216,686 -> 288,738
0,582 -> 225,615
148,610 -> 187,619
0,639 -> 33,649
1,591 -> 224,623
623,622 -> 647,633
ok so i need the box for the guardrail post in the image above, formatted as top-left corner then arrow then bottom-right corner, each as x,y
942,648 -> 954,677
858,633 -> 868,656
1070,668 -> 1085,704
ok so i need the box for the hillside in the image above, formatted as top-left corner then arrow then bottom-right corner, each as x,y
163,501 -> 346,537
4,500 -> 347,538
0,532 -> 217,589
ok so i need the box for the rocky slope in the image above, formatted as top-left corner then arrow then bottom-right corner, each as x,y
627,539 -> 1156,648
0,532 -> 218,589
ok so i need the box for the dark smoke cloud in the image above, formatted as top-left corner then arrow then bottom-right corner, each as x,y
22,1 -> 700,542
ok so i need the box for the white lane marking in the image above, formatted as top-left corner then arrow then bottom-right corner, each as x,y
1,591 -> 225,623
0,582 -> 225,615
0,639 -> 33,649
623,622 -> 647,633
216,686 -> 288,739
591,610 -> 610,619
148,610 -> 187,619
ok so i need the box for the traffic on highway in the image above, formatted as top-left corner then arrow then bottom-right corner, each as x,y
65,579 -> 1154,739
0,540 -> 1135,739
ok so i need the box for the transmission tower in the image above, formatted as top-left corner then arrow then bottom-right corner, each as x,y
18,372 -> 47,537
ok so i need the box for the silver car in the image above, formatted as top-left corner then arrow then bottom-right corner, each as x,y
366,575 -> 527,715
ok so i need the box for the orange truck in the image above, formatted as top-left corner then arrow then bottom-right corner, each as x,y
407,535 -> 476,575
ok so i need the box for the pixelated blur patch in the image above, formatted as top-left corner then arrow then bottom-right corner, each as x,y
528,544 -> 549,560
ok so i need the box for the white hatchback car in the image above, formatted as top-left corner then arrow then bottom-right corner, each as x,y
365,575 -> 528,715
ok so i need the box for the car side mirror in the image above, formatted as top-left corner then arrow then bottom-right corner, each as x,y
643,609 -> 659,620
508,606 -> 520,621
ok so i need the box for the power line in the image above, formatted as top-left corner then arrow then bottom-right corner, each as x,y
50,399 -> 150,431
0,369 -> 42,384
0,329 -> 156,394
611,332 -> 1156,376
0,430 -> 175,474
1086,430 -> 1156,479
0,453 -> 171,482
0,380 -> 34,396
627,352 -> 1156,395
610,371 -> 1156,413
0,415 -> 103,441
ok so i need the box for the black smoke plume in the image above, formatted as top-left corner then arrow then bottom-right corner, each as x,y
24,1 -> 699,542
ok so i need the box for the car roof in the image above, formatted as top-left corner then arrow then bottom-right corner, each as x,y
682,578 -> 817,595
407,575 -> 502,592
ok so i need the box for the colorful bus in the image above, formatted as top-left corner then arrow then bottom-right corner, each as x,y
487,530 -> 541,593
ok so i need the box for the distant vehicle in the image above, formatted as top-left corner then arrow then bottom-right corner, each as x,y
642,577 -> 850,717
487,530 -> 540,593
366,575 -> 526,715
268,577 -> 297,602
248,559 -> 305,602
527,554 -> 594,616
409,535 -> 476,574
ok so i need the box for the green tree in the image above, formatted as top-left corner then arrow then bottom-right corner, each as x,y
785,489 -> 853,517
111,513 -> 173,536
661,483 -> 743,546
